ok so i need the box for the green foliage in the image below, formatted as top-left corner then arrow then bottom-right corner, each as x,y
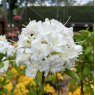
0,53 -> 5,61
17,6 -> 94,24
74,30 -> 94,72
0,77 -> 9,95
0,62 -> 4,68
70,30 -> 94,94
28,87 -> 38,95
35,72 -> 42,87
65,69 -> 79,81
28,72 -> 45,95
0,53 -> 5,68
45,74 -> 56,82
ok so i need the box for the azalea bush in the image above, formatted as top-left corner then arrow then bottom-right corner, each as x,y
69,29 -> 94,95
0,19 -> 93,95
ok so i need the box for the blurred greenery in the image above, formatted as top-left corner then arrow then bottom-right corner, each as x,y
16,6 -> 94,24
69,29 -> 94,95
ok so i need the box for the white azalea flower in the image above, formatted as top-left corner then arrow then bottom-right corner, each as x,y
0,36 -> 15,57
0,35 -> 16,75
26,64 -> 38,78
0,41 -> 8,54
22,20 -> 37,35
18,36 -> 32,48
16,19 -> 82,78
7,45 -> 15,56
0,60 -> 9,75
63,27 -> 73,37
66,58 -> 76,69
0,35 -> 7,41
16,48 -> 32,66
31,43 -> 49,60
49,55 -> 66,73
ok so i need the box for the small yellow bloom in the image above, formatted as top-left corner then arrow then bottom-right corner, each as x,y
90,84 -> 94,89
6,79 -> 10,83
19,65 -> 26,70
56,73 -> 63,80
0,77 -> 4,81
18,75 -> 36,86
72,87 -> 81,95
10,67 -> 18,74
9,67 -> 19,79
4,82 -> 13,92
44,84 -> 56,95
69,92 -> 73,95
90,81 -> 94,89
14,83 -> 29,95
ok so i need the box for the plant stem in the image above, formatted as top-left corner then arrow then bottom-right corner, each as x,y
42,72 -> 45,85
42,72 -> 45,95
56,74 -> 60,95
81,80 -> 84,95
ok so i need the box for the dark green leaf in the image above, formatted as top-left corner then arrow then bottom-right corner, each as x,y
35,72 -> 42,86
29,88 -> 38,95
85,47 -> 93,55
45,74 -> 56,83
65,69 -> 80,81
0,62 -> 4,68
83,66 -> 90,76
0,53 -> 5,60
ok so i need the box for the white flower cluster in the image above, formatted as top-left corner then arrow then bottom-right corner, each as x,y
0,60 -> 9,75
0,35 -> 15,75
0,35 -> 15,57
16,19 -> 82,78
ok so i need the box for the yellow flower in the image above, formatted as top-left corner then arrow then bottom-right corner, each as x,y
56,73 -> 63,80
18,75 -> 36,86
9,67 -> 19,79
4,82 -> 13,93
19,65 -> 26,70
6,79 -> 10,83
44,84 -> 56,95
90,84 -> 94,89
0,77 -> 4,82
10,67 -> 18,74
14,83 -> 29,95
69,92 -> 73,95
90,81 -> 94,89
14,75 -> 35,95
72,87 -> 81,95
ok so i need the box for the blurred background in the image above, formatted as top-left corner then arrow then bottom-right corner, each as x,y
0,0 -> 94,41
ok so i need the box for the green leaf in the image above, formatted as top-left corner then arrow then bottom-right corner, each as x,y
85,46 -> 93,55
45,74 -> 56,83
89,88 -> 94,95
0,53 -> 5,60
7,55 -> 16,60
29,88 -> 38,95
35,72 -> 42,86
84,84 -> 94,95
39,85 -> 44,95
65,69 -> 79,81
19,70 -> 25,75
3,89 -> 8,94
0,62 -> 4,68
88,55 -> 94,63
83,66 -> 90,76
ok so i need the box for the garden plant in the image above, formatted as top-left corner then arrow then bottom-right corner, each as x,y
0,19 -> 94,95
